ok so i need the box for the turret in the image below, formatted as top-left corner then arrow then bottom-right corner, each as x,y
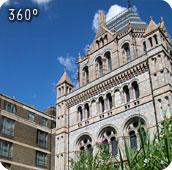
56,69 -> 74,98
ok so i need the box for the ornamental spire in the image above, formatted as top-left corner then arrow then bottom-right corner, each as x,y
128,0 -> 131,9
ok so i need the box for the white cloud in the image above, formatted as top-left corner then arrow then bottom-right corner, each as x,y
57,55 -> 77,72
0,0 -> 9,8
32,0 -> 52,4
106,4 -> 127,22
92,4 -> 127,33
92,10 -> 103,33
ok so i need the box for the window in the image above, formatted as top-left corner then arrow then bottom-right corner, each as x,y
123,86 -> 130,103
130,131 -> 137,149
1,117 -> 15,136
78,107 -> 83,121
125,118 -> 146,149
83,66 -> 89,84
100,127 -> 118,155
122,43 -> 131,62
0,140 -> 12,158
149,37 -> 153,47
36,151 -> 47,167
143,41 -> 147,53
77,135 -> 93,154
37,130 -> 48,148
132,82 -> 140,99
96,57 -> 103,77
99,97 -> 104,113
28,112 -> 35,122
107,93 -> 112,110
153,34 -> 158,44
42,118 -> 48,127
84,104 -> 90,119
105,52 -> 112,72
4,101 -> 16,113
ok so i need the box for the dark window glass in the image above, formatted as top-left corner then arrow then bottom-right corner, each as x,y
130,131 -> 137,149
111,137 -> 118,155
37,130 -> 48,148
1,117 -> 15,136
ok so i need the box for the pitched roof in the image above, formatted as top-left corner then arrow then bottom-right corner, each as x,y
144,16 -> 158,36
57,69 -> 74,87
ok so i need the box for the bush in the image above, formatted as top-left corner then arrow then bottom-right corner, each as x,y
70,116 -> 172,170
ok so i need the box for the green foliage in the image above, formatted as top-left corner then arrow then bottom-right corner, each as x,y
70,116 -> 172,170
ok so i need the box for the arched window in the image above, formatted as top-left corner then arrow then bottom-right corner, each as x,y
143,41 -> 147,53
125,117 -> 146,149
84,103 -> 90,119
153,34 -> 158,44
107,93 -> 112,110
149,37 -> 153,47
114,89 -> 121,107
83,66 -> 89,84
105,51 -> 112,72
99,97 -> 104,113
77,135 -> 93,154
99,127 -> 118,155
78,107 -> 83,121
123,86 -> 130,103
91,100 -> 97,116
96,57 -> 103,77
122,43 -> 131,62
132,82 -> 140,99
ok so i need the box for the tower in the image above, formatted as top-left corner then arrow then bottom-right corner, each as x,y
55,69 -> 73,170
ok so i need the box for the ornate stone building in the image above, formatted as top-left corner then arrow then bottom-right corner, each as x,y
55,8 -> 172,170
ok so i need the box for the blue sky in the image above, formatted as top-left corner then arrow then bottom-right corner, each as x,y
0,0 -> 171,111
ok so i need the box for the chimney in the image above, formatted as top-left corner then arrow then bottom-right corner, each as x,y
98,11 -> 106,27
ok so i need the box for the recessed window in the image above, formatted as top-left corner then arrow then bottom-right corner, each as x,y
36,151 -> 47,167
122,43 -> 131,62
28,112 -> 35,122
0,140 -> 12,158
37,130 -> 48,148
1,117 -> 15,136
42,118 -> 48,127
4,101 -> 16,113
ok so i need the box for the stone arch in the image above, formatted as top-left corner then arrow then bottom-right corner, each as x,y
123,116 -> 147,149
98,125 -> 118,155
75,133 -> 93,153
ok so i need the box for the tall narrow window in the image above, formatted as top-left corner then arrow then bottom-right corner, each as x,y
132,82 -> 140,99
78,107 -> 83,121
129,131 -> 137,149
99,97 -> 104,113
123,86 -> 130,103
96,57 -> 103,77
153,34 -> 158,44
122,43 -> 131,62
149,37 -> 153,47
42,118 -> 48,127
111,137 -> 118,155
107,93 -> 112,110
83,66 -> 89,84
105,52 -> 112,72
1,117 -> 15,136
143,41 -> 147,53
85,104 -> 90,119
99,60 -> 103,76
